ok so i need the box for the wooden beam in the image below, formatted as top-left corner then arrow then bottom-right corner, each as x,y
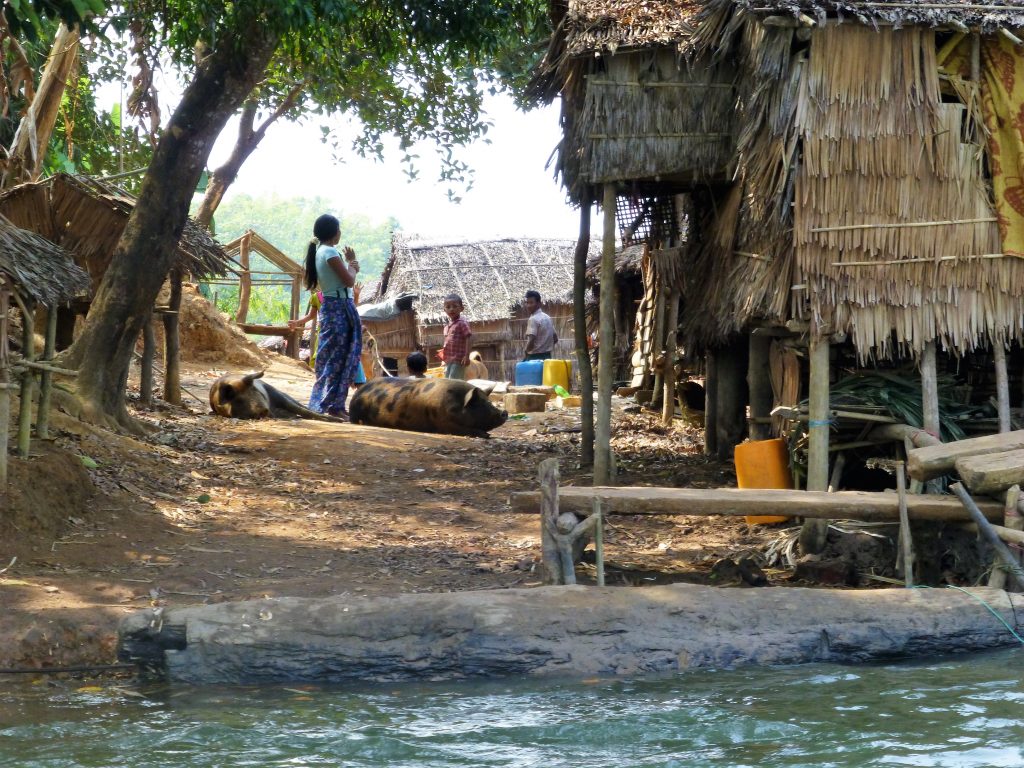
908,430 -> 1024,481
509,486 -> 1003,522
955,449 -> 1024,495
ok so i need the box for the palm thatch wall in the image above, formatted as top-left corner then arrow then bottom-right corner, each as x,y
0,174 -> 230,298
371,236 -> 598,380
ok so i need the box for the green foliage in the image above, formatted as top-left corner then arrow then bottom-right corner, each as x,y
4,0 -> 105,41
198,193 -> 398,325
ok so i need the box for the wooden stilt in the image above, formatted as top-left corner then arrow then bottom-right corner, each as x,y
704,348 -> 718,456
920,340 -> 943,494
661,290 -> 679,426
650,277 -> 667,401
16,298 -> 35,458
594,184 -> 617,485
163,269 -> 183,405
896,460 -> 915,587
989,484 -> 1021,590
715,336 -> 747,461
236,233 -> 252,324
35,302 -> 58,439
140,314 -> 156,406
593,497 -> 605,587
801,336 -> 830,554
573,200 -> 595,467
539,458 -> 563,584
0,285 -> 10,487
748,333 -> 773,441
994,341 -> 1011,434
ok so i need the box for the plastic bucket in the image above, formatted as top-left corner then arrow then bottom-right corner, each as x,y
542,359 -> 572,392
734,438 -> 792,524
515,360 -> 544,386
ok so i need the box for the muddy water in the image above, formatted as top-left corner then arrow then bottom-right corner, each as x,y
3,649 -> 1023,767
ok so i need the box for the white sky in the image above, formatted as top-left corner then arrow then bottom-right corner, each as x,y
208,93 -> 584,241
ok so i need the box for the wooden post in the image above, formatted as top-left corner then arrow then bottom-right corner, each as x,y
593,497 -> 605,587
140,315 -> 156,406
573,200 -> 595,465
16,299 -> 35,458
704,348 -> 718,456
290,272 -> 301,322
236,232 -> 252,324
661,290 -> 679,426
0,285 -> 10,487
801,336 -> 830,554
35,302 -> 59,439
163,269 -> 183,405
650,278 -> 667,400
748,333 -> 773,441
896,460 -> 915,587
995,341 -> 1011,433
594,184 -> 617,485
921,340 -> 942,494
990,484 -> 1021,590
539,458 -> 563,584
715,336 -> 747,460
952,482 -> 1024,590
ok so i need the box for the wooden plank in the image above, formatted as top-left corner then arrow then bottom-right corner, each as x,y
955,449 -> 1024,495
508,486 -> 1004,522
908,430 -> 1024,480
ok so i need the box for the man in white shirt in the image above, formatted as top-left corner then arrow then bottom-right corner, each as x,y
523,290 -> 558,361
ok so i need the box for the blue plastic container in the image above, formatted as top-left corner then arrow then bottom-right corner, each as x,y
515,360 -> 544,386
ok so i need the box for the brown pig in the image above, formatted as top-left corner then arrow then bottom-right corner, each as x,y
349,377 -> 508,438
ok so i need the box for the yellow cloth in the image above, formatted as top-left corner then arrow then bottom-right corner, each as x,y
943,35 -> 1024,256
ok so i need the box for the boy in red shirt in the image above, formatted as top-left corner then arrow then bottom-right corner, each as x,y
437,293 -> 471,380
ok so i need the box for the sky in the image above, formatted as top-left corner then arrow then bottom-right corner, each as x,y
206,93 -> 585,242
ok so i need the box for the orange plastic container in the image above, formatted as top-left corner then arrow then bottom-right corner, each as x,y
734,438 -> 792,524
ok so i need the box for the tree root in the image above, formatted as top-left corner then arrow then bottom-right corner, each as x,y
49,388 -> 156,437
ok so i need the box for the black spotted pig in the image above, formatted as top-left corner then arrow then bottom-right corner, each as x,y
349,377 -> 508,437
209,371 -> 343,422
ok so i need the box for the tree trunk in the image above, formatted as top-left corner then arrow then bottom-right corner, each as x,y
62,23 -> 281,426
163,270 -> 182,405
573,200 -> 595,467
2,24 -> 80,187
193,85 -> 303,229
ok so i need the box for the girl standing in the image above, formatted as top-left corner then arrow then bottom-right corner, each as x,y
303,214 -> 362,419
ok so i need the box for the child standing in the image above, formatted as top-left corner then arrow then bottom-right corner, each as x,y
437,293 -> 471,380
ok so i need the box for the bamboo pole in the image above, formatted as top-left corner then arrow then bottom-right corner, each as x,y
0,286 -> 9,487
989,485 -> 1020,590
995,342 -> 1011,433
811,217 -> 996,233
896,461 -> 915,587
952,483 -> 1024,590
573,200 -> 595,467
35,303 -> 58,440
801,337 -> 831,554
140,315 -> 155,406
16,299 -> 34,458
661,290 -> 679,426
594,184 -> 616,485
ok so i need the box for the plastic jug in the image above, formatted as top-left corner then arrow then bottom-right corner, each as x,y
734,438 -> 792,524
542,359 -> 572,392
515,360 -> 544,386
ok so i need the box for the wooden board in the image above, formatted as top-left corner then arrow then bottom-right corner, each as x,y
508,486 -> 1003,522
955,448 -> 1024,495
908,430 -> 1024,481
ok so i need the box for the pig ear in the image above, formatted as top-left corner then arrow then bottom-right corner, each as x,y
219,384 -> 236,402
243,370 -> 266,384
463,387 -> 479,408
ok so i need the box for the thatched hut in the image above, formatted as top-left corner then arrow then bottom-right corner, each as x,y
370,235 -> 596,380
0,213 -> 89,482
532,0 -> 1024,489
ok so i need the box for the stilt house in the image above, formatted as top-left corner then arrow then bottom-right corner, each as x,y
532,0 -> 1024,476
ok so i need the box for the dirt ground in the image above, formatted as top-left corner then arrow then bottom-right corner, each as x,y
1,352 -> 801,671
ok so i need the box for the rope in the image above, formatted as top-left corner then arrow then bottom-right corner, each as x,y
944,585 -> 1024,646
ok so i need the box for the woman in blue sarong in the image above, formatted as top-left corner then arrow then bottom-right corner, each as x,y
303,214 -> 362,420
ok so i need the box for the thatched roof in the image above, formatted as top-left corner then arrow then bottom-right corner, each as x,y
586,244 -> 645,282
0,213 -> 89,304
737,0 -> 1024,30
0,174 -> 230,297
562,0 -> 704,56
371,236 -> 597,324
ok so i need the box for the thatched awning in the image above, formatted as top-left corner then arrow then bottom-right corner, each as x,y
0,213 -> 90,305
372,236 -> 596,325
736,0 -> 1024,30
0,174 -> 230,298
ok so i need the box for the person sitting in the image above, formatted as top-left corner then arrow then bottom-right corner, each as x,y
406,350 -> 428,378
523,289 -> 557,361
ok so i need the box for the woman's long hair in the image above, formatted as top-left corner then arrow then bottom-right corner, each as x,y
304,214 -> 341,291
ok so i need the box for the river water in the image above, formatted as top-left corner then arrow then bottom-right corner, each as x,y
2,649 -> 1023,768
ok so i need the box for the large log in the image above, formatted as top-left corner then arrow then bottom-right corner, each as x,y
908,430 -> 1024,481
509,486 -> 1003,522
955,449 -> 1024,495
117,585 -> 1024,685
